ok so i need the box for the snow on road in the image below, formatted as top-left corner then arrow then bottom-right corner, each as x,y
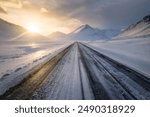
79,43 -> 150,99
32,43 -> 94,100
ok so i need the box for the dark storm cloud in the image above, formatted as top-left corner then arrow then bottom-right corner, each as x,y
31,0 -> 150,29
98,0 -> 150,28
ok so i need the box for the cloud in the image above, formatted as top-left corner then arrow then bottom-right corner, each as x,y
32,0 -> 150,29
1,0 -> 149,34
0,7 -> 7,14
0,0 -> 22,8
0,0 -> 83,35
40,8 -> 48,13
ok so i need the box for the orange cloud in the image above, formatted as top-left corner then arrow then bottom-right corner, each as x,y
0,0 -> 22,9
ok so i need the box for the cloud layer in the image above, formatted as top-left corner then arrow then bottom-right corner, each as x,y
0,0 -> 150,34
32,0 -> 150,29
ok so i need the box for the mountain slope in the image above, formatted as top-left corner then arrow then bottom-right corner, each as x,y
0,18 -> 26,41
117,15 -> 150,38
0,18 -> 50,43
68,24 -> 119,41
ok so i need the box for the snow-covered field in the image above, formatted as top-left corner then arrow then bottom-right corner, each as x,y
0,38 -> 150,99
0,41 -> 72,95
0,14 -> 150,99
87,37 -> 150,78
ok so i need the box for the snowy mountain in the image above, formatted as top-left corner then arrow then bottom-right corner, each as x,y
0,18 -> 26,41
68,24 -> 119,41
116,15 -> 150,38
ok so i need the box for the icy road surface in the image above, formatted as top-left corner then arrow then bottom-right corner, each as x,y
0,42 -> 150,100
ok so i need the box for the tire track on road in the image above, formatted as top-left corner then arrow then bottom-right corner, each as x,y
78,43 -> 150,100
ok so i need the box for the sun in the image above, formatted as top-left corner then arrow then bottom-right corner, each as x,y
27,23 -> 40,33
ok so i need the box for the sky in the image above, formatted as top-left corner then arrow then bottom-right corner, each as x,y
0,0 -> 150,35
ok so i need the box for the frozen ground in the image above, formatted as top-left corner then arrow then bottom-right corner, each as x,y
1,42 -> 150,100
87,37 -> 150,78
0,31 -> 150,99
0,41 -> 72,95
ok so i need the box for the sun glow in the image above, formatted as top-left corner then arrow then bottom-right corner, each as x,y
27,23 -> 40,33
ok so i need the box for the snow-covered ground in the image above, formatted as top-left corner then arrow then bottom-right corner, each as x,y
0,41 -> 72,95
86,37 -> 150,78
1,40 -> 150,99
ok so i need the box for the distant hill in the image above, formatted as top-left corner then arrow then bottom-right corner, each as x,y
0,18 -> 26,41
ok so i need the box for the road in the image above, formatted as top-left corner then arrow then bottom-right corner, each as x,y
0,42 -> 150,100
